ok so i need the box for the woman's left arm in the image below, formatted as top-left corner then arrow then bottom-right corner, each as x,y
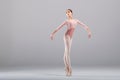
77,19 -> 91,34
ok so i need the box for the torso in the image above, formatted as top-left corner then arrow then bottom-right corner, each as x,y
65,19 -> 78,39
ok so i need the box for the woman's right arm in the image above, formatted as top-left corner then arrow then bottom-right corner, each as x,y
51,20 -> 67,35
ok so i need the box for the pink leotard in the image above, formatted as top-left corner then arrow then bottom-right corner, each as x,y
54,19 -> 89,39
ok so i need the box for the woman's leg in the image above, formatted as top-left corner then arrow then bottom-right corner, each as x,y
66,35 -> 72,75
63,35 -> 72,76
63,35 -> 69,69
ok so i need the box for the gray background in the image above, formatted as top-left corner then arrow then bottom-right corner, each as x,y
0,0 -> 120,68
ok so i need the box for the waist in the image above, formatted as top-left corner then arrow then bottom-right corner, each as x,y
65,29 -> 75,35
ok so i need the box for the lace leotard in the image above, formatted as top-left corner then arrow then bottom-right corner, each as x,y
53,19 -> 89,39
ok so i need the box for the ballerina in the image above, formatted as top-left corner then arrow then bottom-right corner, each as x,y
50,9 -> 92,76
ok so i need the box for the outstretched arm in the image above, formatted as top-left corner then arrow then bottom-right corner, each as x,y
77,19 -> 91,34
51,20 -> 67,35
77,19 -> 92,39
50,20 -> 67,40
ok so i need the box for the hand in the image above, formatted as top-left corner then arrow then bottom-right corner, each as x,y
50,33 -> 54,40
88,32 -> 92,39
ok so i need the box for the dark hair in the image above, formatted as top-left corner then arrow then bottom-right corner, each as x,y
67,9 -> 73,14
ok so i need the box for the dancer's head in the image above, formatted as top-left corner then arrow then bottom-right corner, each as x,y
66,9 -> 73,19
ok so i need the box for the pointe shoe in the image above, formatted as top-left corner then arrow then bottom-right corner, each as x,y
68,67 -> 72,76
64,67 -> 69,76
65,67 -> 72,77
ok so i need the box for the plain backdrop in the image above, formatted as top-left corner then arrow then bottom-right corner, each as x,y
0,0 -> 120,68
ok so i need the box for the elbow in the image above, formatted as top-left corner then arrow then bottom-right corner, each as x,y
55,29 -> 59,33
86,27 -> 89,31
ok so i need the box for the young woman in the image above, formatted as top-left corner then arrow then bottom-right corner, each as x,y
50,9 -> 92,76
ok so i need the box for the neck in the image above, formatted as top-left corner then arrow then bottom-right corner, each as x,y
68,16 -> 73,20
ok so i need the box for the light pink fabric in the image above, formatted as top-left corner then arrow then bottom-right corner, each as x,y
53,19 -> 89,39
55,19 -> 89,32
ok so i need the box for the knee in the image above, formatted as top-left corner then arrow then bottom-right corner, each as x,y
63,54 -> 67,60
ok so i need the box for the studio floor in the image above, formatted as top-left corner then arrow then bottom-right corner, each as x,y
0,66 -> 120,80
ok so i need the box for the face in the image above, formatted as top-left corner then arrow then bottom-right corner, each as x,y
66,10 -> 72,18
